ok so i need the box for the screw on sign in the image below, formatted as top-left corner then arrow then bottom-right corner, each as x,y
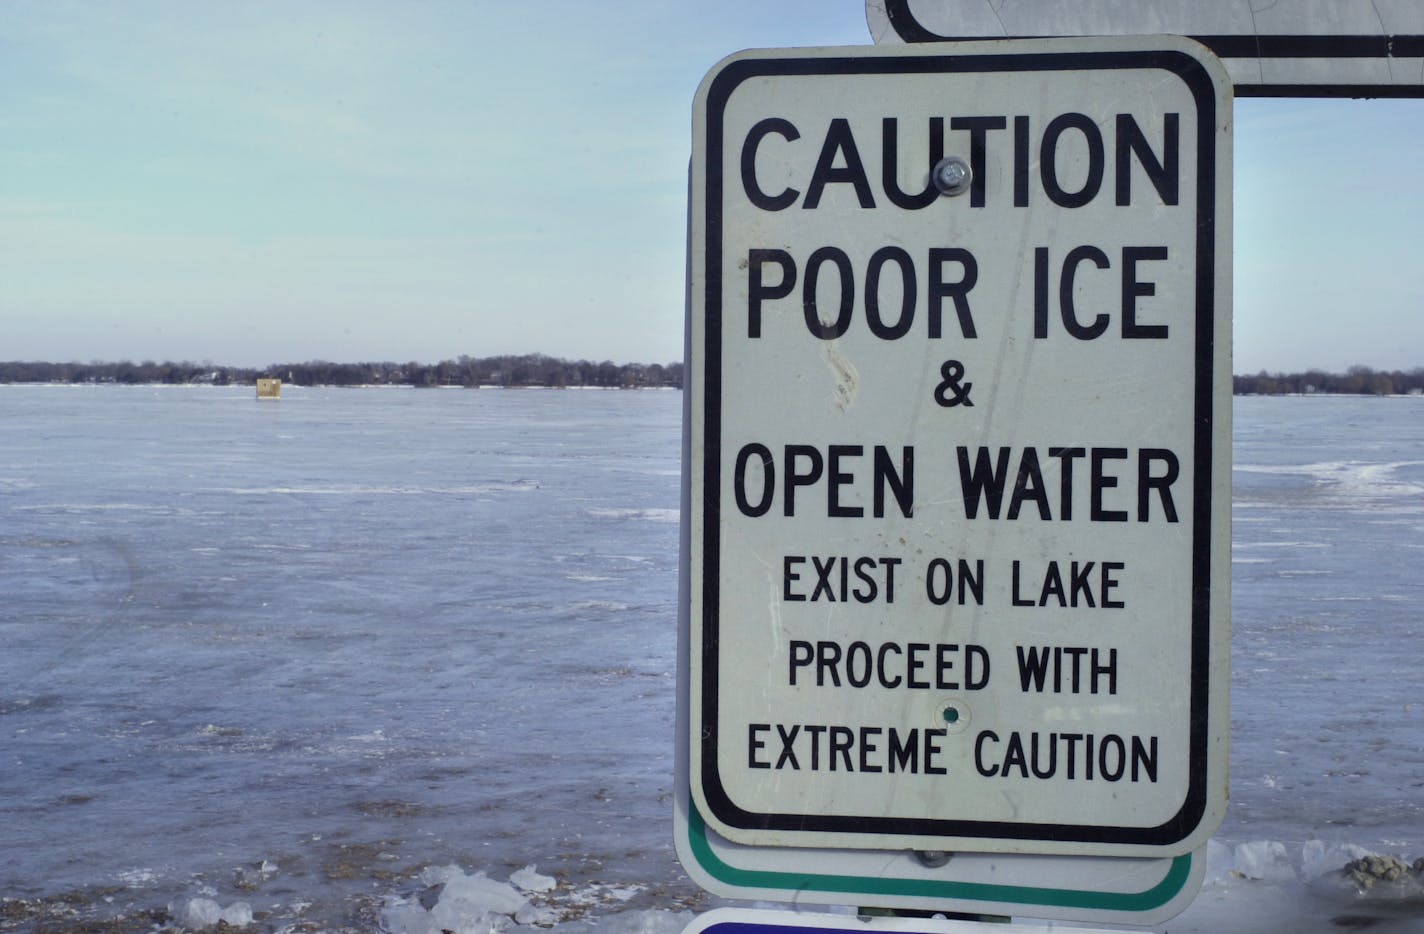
931,156 -> 972,196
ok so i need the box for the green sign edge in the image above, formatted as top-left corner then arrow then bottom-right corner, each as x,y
686,805 -> 1192,911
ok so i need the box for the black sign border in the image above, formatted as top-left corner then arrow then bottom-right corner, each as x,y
697,47 -> 1223,850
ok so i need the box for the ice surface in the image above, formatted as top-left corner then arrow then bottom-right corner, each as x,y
1,387 -> 1422,931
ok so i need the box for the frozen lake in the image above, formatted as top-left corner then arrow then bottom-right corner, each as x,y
1,386 -> 1422,931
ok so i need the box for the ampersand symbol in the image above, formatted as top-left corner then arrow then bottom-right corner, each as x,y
934,360 -> 974,408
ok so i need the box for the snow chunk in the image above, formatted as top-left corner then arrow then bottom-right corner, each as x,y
1203,838 -> 1235,885
515,902 -> 562,926
1301,839 -> 1375,880
593,908 -> 696,934
441,869 -> 528,916
220,901 -> 255,927
1232,840 -> 1296,882
178,898 -> 221,929
176,897 -> 253,930
383,865 -> 531,934
379,900 -> 433,934
234,858 -> 279,889
510,864 -> 556,894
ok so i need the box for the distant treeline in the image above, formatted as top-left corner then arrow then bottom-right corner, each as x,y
0,355 -> 683,389
1234,366 -> 1424,396
2,359 -> 1421,395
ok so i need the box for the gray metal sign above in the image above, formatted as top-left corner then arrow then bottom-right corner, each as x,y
866,0 -> 1424,97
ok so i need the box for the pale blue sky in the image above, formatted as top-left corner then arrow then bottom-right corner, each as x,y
2,2 -> 1420,372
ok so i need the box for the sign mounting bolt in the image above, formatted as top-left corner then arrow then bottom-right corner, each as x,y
932,156 -> 972,196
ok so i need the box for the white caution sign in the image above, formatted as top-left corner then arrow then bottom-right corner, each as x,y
685,37 -> 1231,857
